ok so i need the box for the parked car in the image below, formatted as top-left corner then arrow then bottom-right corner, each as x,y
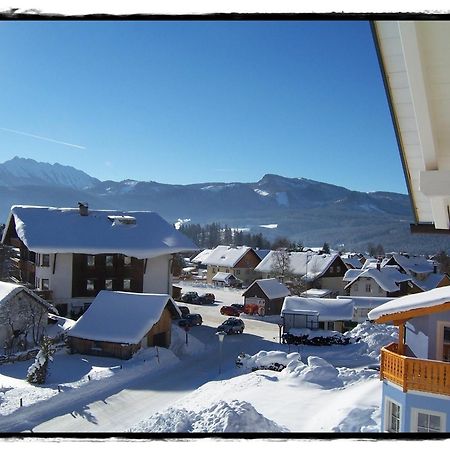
178,305 -> 190,318
178,313 -> 203,327
195,293 -> 215,305
181,291 -> 199,303
217,318 -> 245,335
230,304 -> 245,313
220,305 -> 241,317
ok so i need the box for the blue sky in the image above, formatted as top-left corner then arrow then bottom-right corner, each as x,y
0,20 -> 407,193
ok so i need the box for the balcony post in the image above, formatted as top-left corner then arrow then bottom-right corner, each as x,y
394,320 -> 406,355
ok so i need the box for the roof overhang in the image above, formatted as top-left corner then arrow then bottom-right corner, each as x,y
372,21 -> 450,233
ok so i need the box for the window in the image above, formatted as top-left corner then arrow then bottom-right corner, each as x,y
329,266 -> 334,274
417,412 -> 442,432
42,254 -> 50,267
124,256 -> 132,266
235,270 -> 240,275
86,279 -> 95,291
87,255 -> 95,267
336,265 -> 341,273
105,279 -> 113,290
41,279 -> 49,290
365,283 -> 372,293
106,255 -> 114,267
123,279 -> 131,290
387,400 -> 401,432
353,284 -> 358,292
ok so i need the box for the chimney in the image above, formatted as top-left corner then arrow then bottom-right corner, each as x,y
78,202 -> 89,216
377,259 -> 381,271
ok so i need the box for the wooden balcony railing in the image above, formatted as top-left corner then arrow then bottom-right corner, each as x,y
381,343 -> 450,396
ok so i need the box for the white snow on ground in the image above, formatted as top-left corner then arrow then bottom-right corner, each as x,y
131,399 -> 288,432
0,277 -> 399,434
259,223 -> 278,229
0,324 -> 204,424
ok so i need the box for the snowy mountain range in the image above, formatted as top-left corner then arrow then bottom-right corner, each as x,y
0,157 -> 447,253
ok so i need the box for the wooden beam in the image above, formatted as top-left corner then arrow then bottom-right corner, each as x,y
410,223 -> 450,234
374,301 -> 450,323
397,321 -> 405,356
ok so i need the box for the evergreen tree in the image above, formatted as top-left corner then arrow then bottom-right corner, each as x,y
27,336 -> 56,385
322,242 -> 330,254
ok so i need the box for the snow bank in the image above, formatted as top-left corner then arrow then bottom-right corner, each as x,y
236,350 -> 302,371
130,399 -> 288,432
344,321 -> 398,360
283,356 -> 341,388
288,328 -> 342,339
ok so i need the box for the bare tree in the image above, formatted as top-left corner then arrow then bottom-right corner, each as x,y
270,250 -> 292,282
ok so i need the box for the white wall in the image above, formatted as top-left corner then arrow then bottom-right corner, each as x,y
143,254 -> 171,294
349,277 -> 386,297
35,253 -> 73,300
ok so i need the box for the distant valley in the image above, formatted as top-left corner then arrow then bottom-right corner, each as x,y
0,156 -> 448,254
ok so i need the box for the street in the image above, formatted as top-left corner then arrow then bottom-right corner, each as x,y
32,286 -> 284,432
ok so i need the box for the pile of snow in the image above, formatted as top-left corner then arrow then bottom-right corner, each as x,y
288,328 -> 342,339
283,356 -> 341,388
130,399 -> 288,432
345,321 -> 398,360
236,350 -> 302,372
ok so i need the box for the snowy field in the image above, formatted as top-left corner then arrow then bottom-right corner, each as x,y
0,281 -> 400,434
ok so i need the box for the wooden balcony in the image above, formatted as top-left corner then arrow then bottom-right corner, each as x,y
381,343 -> 450,396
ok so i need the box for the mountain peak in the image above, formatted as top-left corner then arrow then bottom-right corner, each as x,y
0,157 -> 99,190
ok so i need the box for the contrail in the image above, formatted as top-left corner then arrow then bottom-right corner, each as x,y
0,127 -> 86,149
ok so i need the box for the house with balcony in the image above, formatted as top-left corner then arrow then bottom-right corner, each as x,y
1,204 -> 197,317
202,245 -> 262,287
255,251 -> 348,297
343,266 -> 412,298
368,286 -> 450,432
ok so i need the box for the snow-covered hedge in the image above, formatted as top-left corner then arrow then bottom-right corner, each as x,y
282,328 -> 352,346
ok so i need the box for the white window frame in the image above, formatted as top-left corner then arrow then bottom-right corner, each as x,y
411,408 -> 446,433
436,321 -> 450,361
384,397 -> 401,432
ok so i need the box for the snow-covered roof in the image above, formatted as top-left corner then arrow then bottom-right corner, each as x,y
382,253 -> 434,275
337,295 -> 394,309
4,205 -> 197,259
191,249 -> 214,264
341,256 -> 363,269
361,259 -> 378,270
281,296 -> 354,321
255,251 -> 340,281
212,272 -> 236,282
202,245 -> 258,268
243,278 -> 291,300
68,291 -> 180,344
299,288 -> 332,298
411,273 -> 449,292
344,267 -> 411,293
0,281 -> 57,313
342,269 -> 363,283
368,286 -> 450,321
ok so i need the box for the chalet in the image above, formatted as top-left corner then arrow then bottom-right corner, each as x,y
202,245 -> 262,286
1,204 -> 197,317
368,286 -> 450,432
242,278 -> 291,316
382,253 -> 436,280
408,273 -> 450,294
0,281 -> 57,353
280,296 -> 354,333
343,266 -> 411,297
212,272 -> 240,287
67,291 -> 181,359
255,251 -> 348,297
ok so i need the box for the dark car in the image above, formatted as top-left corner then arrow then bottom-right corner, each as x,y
217,318 -> 245,334
220,305 -> 241,317
178,306 -> 190,318
178,313 -> 203,327
195,294 -> 215,305
230,304 -> 245,313
181,291 -> 199,303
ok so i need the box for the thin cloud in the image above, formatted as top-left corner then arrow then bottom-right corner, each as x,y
0,127 -> 86,149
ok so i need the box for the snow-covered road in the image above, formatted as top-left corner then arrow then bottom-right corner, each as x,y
32,303 -> 284,432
